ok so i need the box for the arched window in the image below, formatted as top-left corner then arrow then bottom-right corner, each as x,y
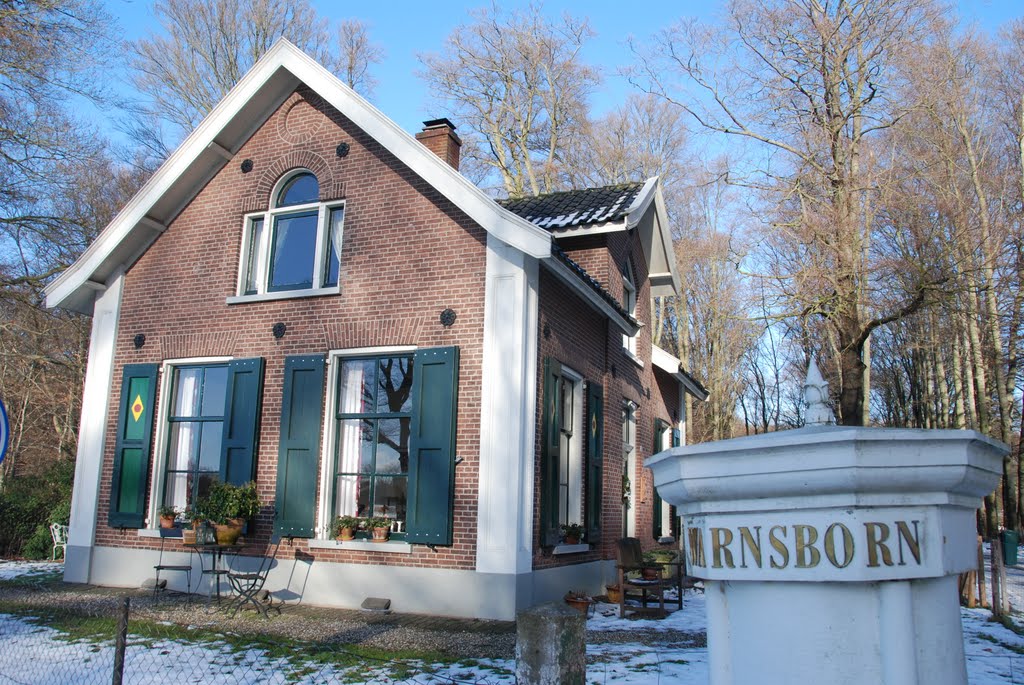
239,170 -> 343,296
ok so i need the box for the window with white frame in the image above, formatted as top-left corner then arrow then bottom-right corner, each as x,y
239,170 -> 343,296
622,400 -> 636,537
622,261 -> 637,356
557,367 -> 584,528
331,353 -> 413,534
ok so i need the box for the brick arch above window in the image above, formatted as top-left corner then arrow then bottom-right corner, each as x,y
241,150 -> 344,213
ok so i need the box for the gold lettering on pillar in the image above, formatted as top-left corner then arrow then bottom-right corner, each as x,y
794,525 -> 821,568
824,522 -> 854,568
896,520 -> 922,565
688,527 -> 706,568
769,525 -> 789,569
865,522 -> 894,567
711,527 -> 735,569
739,526 -> 762,569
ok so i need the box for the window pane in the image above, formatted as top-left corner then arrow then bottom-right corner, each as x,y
338,359 -> 375,414
376,357 -> 413,413
355,475 -> 372,517
167,422 -> 200,471
268,212 -> 317,291
200,366 -> 227,417
276,173 -> 319,207
373,475 -> 407,523
163,470 -> 189,510
244,218 -> 264,294
375,418 -> 410,474
324,206 -> 343,288
337,418 -> 373,473
198,422 -> 223,472
334,474 -> 360,517
560,378 -> 573,433
172,368 -> 203,418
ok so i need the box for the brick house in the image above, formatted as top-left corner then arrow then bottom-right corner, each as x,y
45,41 -> 706,620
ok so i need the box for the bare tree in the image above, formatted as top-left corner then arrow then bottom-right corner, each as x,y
630,0 -> 943,425
337,19 -> 384,97
128,0 -> 382,153
419,3 -> 599,198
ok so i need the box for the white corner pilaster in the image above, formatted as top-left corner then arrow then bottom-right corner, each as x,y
65,270 -> 124,583
477,235 -> 539,575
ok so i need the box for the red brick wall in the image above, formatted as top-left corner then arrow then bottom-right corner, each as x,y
97,86 -> 486,570
534,228 -> 678,570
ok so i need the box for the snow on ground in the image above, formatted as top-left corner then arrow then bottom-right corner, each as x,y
2,559 -> 1024,683
0,561 -> 62,581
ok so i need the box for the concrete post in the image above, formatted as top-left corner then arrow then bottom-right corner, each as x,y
515,601 -> 586,685
647,361 -> 1008,685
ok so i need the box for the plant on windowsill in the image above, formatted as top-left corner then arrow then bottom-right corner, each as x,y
366,517 -> 391,542
331,515 -> 359,541
199,480 -> 262,545
157,505 -> 178,529
561,522 -> 584,545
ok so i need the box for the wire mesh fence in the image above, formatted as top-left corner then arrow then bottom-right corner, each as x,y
0,579 -> 516,685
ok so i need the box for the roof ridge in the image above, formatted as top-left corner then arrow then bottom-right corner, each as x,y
497,180 -> 645,206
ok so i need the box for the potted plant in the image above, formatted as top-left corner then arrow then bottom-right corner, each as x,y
366,517 -> 391,542
157,505 -> 178,529
564,590 -> 593,615
199,480 -> 262,545
561,522 -> 584,545
332,515 -> 359,541
605,584 -> 623,603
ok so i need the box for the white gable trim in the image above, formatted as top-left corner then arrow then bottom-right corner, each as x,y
46,39 -> 551,313
651,344 -> 709,401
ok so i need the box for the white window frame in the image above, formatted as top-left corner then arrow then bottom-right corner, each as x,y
622,261 -> 638,358
557,366 -> 584,529
145,356 -> 232,530
622,400 -> 637,537
316,346 -> 417,539
232,170 -> 344,301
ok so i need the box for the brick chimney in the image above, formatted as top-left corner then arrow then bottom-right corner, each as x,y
415,118 -> 461,170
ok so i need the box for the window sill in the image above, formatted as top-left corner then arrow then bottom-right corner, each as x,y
138,528 -> 182,538
308,539 -> 413,554
226,288 -> 338,305
552,543 -> 590,555
623,348 -> 644,369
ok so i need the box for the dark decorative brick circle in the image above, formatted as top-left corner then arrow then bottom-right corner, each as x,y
336,142 -> 350,158
240,159 -> 254,173
272,322 -> 287,339
440,308 -> 457,327
133,333 -> 146,349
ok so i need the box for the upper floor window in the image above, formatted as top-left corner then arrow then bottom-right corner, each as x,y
239,171 -> 343,296
622,261 -> 637,356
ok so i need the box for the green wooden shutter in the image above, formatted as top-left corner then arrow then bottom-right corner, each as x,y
652,419 -> 669,539
539,358 -> 562,547
585,381 -> 604,543
406,346 -> 460,545
109,364 -> 159,528
220,358 -> 265,485
274,355 -> 325,538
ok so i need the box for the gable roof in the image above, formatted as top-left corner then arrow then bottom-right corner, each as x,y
499,182 -> 645,231
501,179 -> 681,297
651,345 -> 709,401
44,39 -> 554,314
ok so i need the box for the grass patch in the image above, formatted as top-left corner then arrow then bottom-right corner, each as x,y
0,604 -> 465,684
976,632 -> 1024,655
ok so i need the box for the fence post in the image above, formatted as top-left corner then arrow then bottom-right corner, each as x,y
992,537 -> 1003,620
112,596 -> 130,685
978,535 -> 988,608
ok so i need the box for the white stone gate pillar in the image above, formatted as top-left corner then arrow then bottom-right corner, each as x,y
648,363 -> 1007,685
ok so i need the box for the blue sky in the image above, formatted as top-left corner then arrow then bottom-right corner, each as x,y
105,0 -> 1022,137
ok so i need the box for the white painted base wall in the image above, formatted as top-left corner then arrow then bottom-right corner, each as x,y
88,546 -> 615,620
706,576 -> 967,685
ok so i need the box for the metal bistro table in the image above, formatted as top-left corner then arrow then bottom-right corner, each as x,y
184,541 -> 249,606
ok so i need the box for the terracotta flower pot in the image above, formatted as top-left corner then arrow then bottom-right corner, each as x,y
213,519 -> 244,545
336,527 -> 355,542
159,515 -> 176,529
564,535 -> 580,545
641,568 -> 659,580
564,593 -> 593,615
606,584 -> 622,603
371,526 -> 390,542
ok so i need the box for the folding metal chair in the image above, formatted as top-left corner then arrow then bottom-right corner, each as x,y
153,529 -> 192,605
49,523 -> 68,560
226,536 -> 281,618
